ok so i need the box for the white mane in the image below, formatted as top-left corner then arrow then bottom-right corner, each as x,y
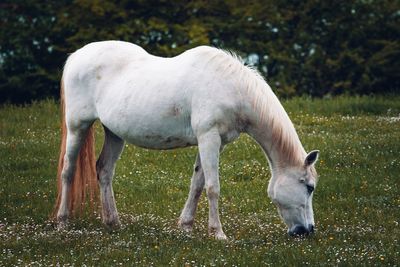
197,47 -> 306,166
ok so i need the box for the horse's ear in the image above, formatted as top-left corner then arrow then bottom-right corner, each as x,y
305,150 -> 319,167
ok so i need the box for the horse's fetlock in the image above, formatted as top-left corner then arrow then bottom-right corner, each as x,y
57,214 -> 68,222
208,225 -> 220,235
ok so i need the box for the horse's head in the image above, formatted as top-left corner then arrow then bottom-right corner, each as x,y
268,150 -> 319,237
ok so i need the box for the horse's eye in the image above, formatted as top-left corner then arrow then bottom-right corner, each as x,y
306,185 -> 314,194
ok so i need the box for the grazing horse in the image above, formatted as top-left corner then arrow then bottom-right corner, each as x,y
54,41 -> 319,239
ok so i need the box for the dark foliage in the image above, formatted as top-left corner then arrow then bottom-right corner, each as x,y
0,0 -> 399,103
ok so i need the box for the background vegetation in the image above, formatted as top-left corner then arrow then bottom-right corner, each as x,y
0,97 -> 399,265
1,1 -> 399,265
1,0 -> 399,103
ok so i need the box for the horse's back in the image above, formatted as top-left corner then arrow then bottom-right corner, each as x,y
61,41 -> 148,122
63,41 -> 148,85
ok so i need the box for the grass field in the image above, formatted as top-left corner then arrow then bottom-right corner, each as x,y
0,96 -> 399,266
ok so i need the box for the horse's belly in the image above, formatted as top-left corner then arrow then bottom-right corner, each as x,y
104,114 -> 197,150
128,133 -> 197,150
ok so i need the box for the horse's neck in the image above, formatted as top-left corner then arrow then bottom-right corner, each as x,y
243,82 -> 306,171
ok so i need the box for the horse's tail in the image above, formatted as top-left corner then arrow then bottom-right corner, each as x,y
53,76 -> 99,218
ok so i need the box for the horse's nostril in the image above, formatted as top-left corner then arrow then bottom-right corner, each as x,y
309,224 -> 315,233
289,225 -> 309,237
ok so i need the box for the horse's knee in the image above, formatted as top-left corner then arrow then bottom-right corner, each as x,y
96,161 -> 114,186
206,184 -> 220,199
95,159 -> 105,176
194,186 -> 204,199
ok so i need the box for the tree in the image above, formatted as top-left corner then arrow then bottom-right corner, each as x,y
0,0 -> 399,104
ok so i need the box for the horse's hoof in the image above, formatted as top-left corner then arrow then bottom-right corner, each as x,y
57,220 -> 68,231
214,232 -> 228,241
103,218 -> 121,231
177,218 -> 193,232
56,215 -> 68,231
209,227 -> 228,240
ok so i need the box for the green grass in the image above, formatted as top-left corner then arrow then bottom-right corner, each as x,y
1,96 -> 399,266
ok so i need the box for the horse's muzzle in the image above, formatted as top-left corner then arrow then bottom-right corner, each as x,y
288,224 -> 315,237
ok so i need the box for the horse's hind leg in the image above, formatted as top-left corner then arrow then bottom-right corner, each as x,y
96,126 -> 124,229
57,123 -> 92,227
178,153 -> 205,232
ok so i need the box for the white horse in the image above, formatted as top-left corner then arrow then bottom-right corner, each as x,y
54,41 -> 319,239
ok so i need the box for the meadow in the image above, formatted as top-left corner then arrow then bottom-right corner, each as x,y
0,96 -> 399,266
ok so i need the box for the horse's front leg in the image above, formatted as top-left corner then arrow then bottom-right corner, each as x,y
197,128 -> 227,240
178,153 -> 205,232
96,127 -> 125,229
